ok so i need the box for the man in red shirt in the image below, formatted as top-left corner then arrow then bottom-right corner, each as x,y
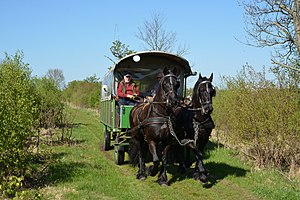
117,72 -> 140,109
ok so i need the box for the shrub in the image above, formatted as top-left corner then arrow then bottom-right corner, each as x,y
34,77 -> 64,128
213,64 -> 300,175
63,80 -> 101,109
0,52 -> 40,197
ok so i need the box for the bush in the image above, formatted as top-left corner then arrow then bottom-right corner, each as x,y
34,77 -> 64,128
213,65 -> 300,175
0,52 -> 40,197
63,80 -> 101,109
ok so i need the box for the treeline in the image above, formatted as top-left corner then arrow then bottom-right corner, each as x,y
212,64 -> 300,177
63,75 -> 101,109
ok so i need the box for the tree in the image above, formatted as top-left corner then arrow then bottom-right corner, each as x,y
242,0 -> 300,73
136,12 -> 189,56
84,74 -> 100,83
105,40 -> 136,69
63,78 -> 101,109
110,40 -> 135,60
46,68 -> 65,89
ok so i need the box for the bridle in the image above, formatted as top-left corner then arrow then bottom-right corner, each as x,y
181,79 -> 215,146
132,73 -> 180,134
190,80 -> 214,114
155,73 -> 179,106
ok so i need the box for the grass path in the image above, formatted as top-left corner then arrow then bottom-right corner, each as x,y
41,107 -> 300,200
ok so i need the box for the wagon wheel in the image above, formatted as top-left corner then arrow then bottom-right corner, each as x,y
114,144 -> 125,165
104,129 -> 111,151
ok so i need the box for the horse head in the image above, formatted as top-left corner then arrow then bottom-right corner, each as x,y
155,67 -> 180,108
191,73 -> 215,114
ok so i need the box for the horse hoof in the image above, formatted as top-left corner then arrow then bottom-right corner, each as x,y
194,172 -> 208,183
136,174 -> 147,180
137,176 -> 147,181
201,181 -> 210,188
158,181 -> 169,186
199,176 -> 208,184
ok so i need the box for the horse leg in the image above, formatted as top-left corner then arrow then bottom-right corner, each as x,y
136,140 -> 147,180
157,144 -> 171,186
177,145 -> 187,174
198,128 -> 212,153
187,144 -> 208,185
147,140 -> 160,176
197,128 -> 212,176
193,158 -> 208,184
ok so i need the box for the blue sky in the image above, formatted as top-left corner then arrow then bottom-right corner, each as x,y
0,1 -> 273,87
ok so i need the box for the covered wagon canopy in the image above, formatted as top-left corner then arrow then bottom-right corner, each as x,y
101,51 -> 195,100
114,51 -> 194,78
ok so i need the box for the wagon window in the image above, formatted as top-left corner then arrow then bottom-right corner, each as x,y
114,68 -> 184,98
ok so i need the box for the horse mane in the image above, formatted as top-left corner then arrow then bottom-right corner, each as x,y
190,78 -> 202,107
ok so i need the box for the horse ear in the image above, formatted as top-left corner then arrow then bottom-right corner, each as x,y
163,67 -> 169,75
172,67 -> 178,76
198,73 -> 202,80
208,73 -> 213,82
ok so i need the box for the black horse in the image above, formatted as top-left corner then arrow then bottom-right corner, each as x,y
173,73 -> 215,185
128,67 -> 180,185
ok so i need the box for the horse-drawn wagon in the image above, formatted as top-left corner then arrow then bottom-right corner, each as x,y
100,51 -> 195,165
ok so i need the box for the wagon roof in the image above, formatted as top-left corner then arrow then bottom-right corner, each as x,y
113,51 -> 194,78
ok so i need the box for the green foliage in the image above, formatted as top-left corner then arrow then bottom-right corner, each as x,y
110,40 -> 135,60
0,176 -> 23,198
213,64 -> 300,173
34,76 -> 64,128
84,74 -> 100,83
63,80 -> 101,109
0,52 -> 40,198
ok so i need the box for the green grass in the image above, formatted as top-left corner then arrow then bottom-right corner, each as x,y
40,107 -> 300,200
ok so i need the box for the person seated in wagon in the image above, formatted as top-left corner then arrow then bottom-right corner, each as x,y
117,72 -> 140,109
143,72 -> 164,103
